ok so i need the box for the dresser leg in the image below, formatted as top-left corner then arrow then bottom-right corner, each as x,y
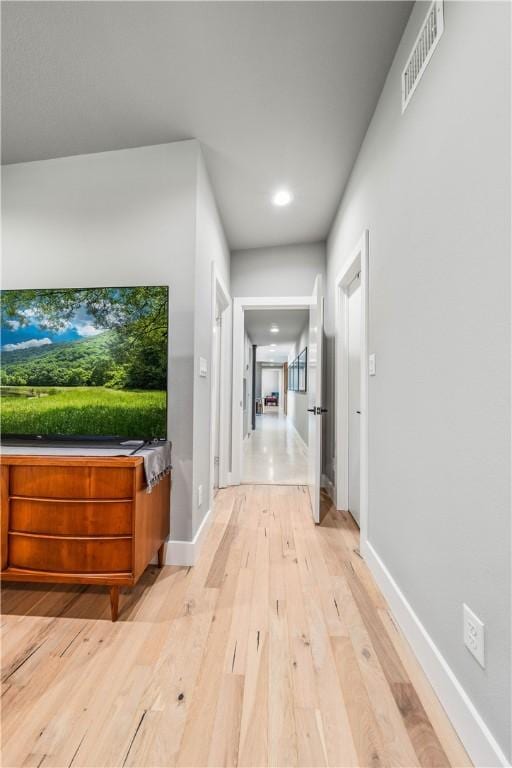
110,586 -> 119,622
157,542 -> 166,568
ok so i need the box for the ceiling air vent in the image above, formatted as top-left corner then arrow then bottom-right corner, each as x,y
402,0 -> 444,112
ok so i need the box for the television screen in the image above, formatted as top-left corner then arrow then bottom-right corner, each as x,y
0,286 -> 168,440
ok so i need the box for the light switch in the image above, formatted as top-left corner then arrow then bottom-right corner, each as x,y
199,357 -> 208,378
369,353 -> 376,376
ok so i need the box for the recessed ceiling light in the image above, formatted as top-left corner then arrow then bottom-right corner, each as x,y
270,343 -> 277,347
272,189 -> 293,207
270,325 -> 279,333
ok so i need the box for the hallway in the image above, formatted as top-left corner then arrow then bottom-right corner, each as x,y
1,485 -> 470,768
242,410 -> 308,485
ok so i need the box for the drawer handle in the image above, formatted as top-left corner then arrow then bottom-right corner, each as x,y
9,496 -> 134,503
8,531 -> 132,542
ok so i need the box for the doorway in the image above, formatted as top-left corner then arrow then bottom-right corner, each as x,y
209,265 -> 231,511
347,273 -> 361,525
212,302 -> 222,495
335,231 -> 369,551
231,280 -> 325,522
242,307 -> 309,485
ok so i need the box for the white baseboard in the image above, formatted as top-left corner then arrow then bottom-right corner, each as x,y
321,473 -> 335,503
164,506 -> 214,566
364,541 -> 510,768
288,419 -> 308,453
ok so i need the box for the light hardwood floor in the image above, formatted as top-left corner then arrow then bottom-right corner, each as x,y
1,485 -> 471,768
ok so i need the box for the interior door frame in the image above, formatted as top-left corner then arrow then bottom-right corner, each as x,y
231,295 -> 313,485
335,230 -> 369,555
209,262 -> 231,510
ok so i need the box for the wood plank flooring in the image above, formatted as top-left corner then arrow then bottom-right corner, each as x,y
1,485 -> 471,767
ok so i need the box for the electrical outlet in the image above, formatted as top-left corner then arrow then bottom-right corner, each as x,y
198,484 -> 203,508
463,604 -> 485,668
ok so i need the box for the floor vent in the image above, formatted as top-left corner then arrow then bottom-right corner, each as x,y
402,0 -> 444,112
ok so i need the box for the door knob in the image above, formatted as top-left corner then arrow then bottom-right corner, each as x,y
307,408 -> 316,413
356,410 -> 361,414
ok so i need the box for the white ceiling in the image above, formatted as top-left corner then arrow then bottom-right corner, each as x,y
1,1 -> 412,250
256,342 -> 292,364
245,308 -> 308,363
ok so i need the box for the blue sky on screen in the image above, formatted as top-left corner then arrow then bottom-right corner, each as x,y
1,304 -> 104,352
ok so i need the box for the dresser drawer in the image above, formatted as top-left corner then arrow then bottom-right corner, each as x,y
8,533 -> 132,574
9,498 -> 133,537
10,465 -> 134,500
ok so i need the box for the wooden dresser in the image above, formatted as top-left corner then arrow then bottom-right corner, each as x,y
0,454 -> 170,620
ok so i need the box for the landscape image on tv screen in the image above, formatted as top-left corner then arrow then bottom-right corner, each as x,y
0,286 -> 168,439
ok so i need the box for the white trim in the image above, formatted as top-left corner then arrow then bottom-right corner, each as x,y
321,473 -> 335,504
234,295 -> 314,310
218,299 -> 232,489
365,542 -> 510,768
231,295 -> 313,485
209,263 -> 231,515
163,506 -> 214,567
334,229 -> 369,553
288,418 -> 308,453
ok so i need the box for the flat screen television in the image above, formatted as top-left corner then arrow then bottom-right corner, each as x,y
0,286 -> 169,441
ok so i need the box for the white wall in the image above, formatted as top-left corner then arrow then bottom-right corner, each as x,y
193,147 -> 230,535
261,367 -> 281,400
325,2 -> 511,761
287,320 -> 309,445
1,140 -> 230,546
231,242 -> 325,297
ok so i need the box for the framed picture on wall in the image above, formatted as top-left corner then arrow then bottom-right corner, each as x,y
298,348 -> 307,392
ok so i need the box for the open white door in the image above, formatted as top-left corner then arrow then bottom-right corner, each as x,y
307,275 -> 324,523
